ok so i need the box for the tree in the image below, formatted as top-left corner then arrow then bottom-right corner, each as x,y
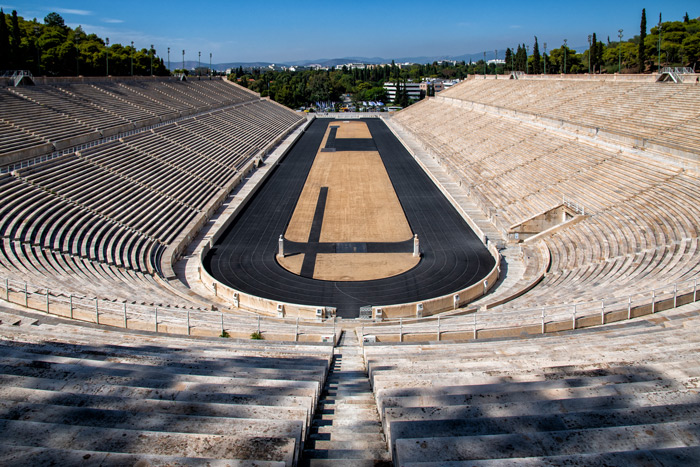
43,12 -> 65,29
639,9 -> 647,72
10,10 -> 22,68
684,12 -> 690,23
590,32 -> 599,72
0,9 -> 9,68
504,48 -> 512,71
532,36 -> 542,74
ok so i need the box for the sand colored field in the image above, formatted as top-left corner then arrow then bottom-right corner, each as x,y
281,120 -> 418,282
334,120 -> 372,139
285,123 -> 412,243
313,253 -> 419,281
277,254 -> 304,275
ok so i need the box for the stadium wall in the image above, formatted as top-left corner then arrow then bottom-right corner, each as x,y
371,242 -> 501,320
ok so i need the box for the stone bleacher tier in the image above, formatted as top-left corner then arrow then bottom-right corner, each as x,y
0,79 -> 304,307
2,75 -> 700,465
0,309 -> 332,466
392,78 -> 700,311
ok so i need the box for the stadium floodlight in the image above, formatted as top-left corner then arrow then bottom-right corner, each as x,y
105,38 -> 109,76
167,47 -> 170,74
198,51 -> 201,77
588,35 -> 592,73
526,45 -> 529,74
75,31 -> 80,77
130,41 -> 134,76
182,49 -> 185,73
618,29 -> 623,73
543,42 -> 547,74
35,25 -> 41,74
563,39 -> 568,74
657,14 -> 662,71
209,53 -> 212,78
150,44 -> 154,76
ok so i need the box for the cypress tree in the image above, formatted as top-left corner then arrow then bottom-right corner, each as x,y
10,10 -> 21,69
639,9 -> 647,72
591,33 -> 599,72
504,48 -> 512,72
0,9 -> 10,69
532,37 -> 541,74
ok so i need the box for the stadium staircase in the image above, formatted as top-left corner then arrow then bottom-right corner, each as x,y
301,330 -> 391,466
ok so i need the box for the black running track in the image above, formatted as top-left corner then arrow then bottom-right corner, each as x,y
204,118 -> 495,318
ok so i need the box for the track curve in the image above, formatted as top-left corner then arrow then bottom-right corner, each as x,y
204,118 -> 495,317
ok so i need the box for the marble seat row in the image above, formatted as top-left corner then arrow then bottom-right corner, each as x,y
1,82 -> 304,313
364,306 -> 700,464
441,79 -> 700,151
0,311 -> 333,465
0,78 -> 262,161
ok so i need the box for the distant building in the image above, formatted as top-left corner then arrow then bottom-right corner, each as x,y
343,63 -> 369,69
420,78 -> 461,94
383,81 -> 422,101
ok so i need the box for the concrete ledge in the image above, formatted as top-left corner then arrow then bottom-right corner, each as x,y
52,132 -> 101,151
371,243 -> 501,320
101,123 -> 135,138
0,143 -> 54,166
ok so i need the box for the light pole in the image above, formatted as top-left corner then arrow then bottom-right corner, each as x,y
209,53 -> 212,78
105,37 -> 109,76
167,47 -> 170,73
130,41 -> 134,76
150,44 -> 154,76
618,29 -> 623,73
588,35 -> 592,73
182,49 -> 185,74
75,31 -> 80,76
34,25 -> 41,75
198,51 -> 201,77
495,49 -> 497,74
544,42 -> 547,74
657,14 -> 662,71
526,45 -> 529,74
563,39 -> 568,74
483,51 -> 486,76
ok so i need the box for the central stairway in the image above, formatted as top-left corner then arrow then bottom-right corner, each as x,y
302,330 -> 391,466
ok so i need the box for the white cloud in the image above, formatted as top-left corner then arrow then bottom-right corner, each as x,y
102,18 -> 123,24
51,7 -> 92,16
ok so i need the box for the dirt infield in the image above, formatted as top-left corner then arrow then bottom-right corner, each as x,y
335,120 -> 372,139
280,121 -> 417,281
313,253 -> 419,281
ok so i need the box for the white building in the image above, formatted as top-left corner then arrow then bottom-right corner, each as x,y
383,81 -> 422,101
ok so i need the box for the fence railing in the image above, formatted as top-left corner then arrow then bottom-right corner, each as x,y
0,275 -> 338,342
359,276 -> 699,343
662,67 -> 695,75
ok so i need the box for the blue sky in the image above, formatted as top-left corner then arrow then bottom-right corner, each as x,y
3,1 -> 696,63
